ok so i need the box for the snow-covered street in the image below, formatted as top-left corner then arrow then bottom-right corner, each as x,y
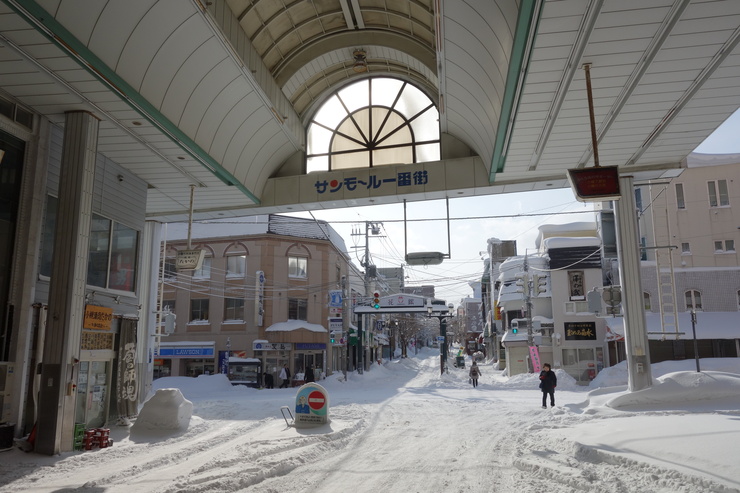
2,349 -> 740,493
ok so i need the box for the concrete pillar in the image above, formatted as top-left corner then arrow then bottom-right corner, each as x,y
36,111 -> 99,455
613,175 -> 653,391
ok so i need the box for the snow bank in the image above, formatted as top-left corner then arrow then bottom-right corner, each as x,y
132,388 -> 193,433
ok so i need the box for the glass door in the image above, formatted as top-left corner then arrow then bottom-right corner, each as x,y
75,360 -> 110,428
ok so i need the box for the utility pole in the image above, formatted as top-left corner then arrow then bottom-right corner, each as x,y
353,221 -> 382,374
341,275 -> 348,380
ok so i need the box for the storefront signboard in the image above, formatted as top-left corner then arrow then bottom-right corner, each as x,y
253,342 -> 293,351
156,346 -> 215,358
84,305 -> 113,331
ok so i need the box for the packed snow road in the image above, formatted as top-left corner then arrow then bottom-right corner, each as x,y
1,351 -> 739,493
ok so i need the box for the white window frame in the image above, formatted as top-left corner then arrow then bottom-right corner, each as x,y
226,254 -> 246,278
193,257 -> 212,279
190,298 -> 210,323
685,290 -> 702,311
708,179 -> 729,207
675,183 -> 685,209
288,256 -> 308,278
224,298 -> 245,321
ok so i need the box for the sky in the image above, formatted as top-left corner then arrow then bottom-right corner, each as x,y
2,350 -> 739,492
284,107 -> 740,305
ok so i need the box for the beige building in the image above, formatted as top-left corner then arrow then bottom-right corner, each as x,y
157,214 -> 361,387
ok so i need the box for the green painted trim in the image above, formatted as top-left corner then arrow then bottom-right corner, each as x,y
489,0 -> 544,183
6,0 -> 260,204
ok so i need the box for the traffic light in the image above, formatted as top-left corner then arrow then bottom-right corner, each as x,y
533,274 -> 547,295
602,285 -> 622,315
372,291 -> 381,309
512,327 -> 518,334
515,273 -> 529,296
330,337 -> 335,343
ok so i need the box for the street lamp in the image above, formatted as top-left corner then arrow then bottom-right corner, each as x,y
427,303 -> 455,375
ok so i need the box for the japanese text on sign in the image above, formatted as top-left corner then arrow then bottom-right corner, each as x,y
315,171 -> 428,194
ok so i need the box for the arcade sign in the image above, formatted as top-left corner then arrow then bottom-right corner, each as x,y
567,165 -> 621,202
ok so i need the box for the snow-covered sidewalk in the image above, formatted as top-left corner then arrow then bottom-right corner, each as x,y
1,351 -> 739,492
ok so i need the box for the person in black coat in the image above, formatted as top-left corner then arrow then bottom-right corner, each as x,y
263,372 -> 274,389
539,363 -> 557,408
304,365 -> 315,383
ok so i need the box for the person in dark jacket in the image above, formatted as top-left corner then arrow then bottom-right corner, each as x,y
304,365 -> 315,383
539,363 -> 557,408
263,372 -> 274,389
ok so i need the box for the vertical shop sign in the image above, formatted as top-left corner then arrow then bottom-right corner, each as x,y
256,270 -> 265,326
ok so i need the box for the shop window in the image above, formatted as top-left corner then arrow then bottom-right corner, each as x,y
562,347 -> 603,383
289,298 -> 307,320
224,298 -> 245,321
87,213 -> 139,292
685,290 -> 702,311
190,299 -> 209,322
289,256 -> 307,278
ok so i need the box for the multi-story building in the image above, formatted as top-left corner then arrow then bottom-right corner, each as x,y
157,214 -> 362,388
496,156 -> 740,380
498,223 -> 609,381
605,154 -> 740,361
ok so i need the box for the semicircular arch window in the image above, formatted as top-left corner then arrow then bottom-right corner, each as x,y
307,78 -> 440,173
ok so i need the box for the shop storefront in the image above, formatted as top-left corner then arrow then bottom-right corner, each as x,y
154,341 -> 215,379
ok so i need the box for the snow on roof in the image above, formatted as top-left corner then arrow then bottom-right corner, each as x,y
542,236 -> 601,250
164,216 -> 269,240
228,357 -> 261,363
163,214 -> 349,257
686,152 -> 740,167
605,312 -> 740,340
265,320 -> 327,332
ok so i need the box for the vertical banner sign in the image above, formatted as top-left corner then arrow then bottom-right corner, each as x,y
256,271 -> 265,326
116,318 -> 138,418
528,346 -> 542,373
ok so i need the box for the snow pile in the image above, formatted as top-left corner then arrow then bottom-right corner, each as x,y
131,388 -> 193,433
607,371 -> 740,409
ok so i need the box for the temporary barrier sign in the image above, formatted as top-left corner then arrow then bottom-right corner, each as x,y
293,383 -> 329,429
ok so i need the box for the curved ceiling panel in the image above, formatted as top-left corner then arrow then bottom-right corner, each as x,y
3,0 -> 740,221
439,0 -> 518,165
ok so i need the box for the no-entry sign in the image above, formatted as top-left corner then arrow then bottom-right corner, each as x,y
294,383 -> 330,429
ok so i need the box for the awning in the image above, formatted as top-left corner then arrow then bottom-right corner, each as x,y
605,312 -> 740,341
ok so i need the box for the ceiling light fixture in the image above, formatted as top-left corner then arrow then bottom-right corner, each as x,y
353,49 -> 367,73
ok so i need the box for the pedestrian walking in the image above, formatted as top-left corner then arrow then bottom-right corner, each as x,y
539,363 -> 557,408
469,361 -> 481,388
263,371 -> 274,389
279,364 -> 291,388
